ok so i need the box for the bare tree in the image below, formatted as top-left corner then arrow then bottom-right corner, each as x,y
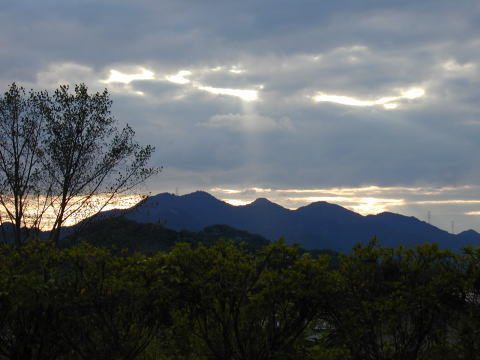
0,84 -> 50,245
42,84 -> 159,244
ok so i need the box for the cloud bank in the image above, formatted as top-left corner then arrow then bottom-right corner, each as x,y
1,0 -> 480,231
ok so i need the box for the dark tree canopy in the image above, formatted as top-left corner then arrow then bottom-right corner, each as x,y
1,240 -> 478,360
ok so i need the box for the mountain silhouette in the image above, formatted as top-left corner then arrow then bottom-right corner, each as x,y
120,191 -> 480,252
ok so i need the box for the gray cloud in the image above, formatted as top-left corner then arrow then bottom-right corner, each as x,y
201,113 -> 293,132
1,0 -> 480,231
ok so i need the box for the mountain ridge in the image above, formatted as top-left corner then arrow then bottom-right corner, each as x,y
116,191 -> 480,252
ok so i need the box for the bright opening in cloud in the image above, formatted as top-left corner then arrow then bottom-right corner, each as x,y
443,60 -> 476,73
0,194 -> 145,229
224,199 -> 250,206
349,197 -> 405,215
229,66 -> 245,74
102,68 -> 155,84
313,87 -> 425,109
210,187 -> 242,194
415,200 -> 480,205
286,196 -> 404,215
313,95 -> 373,107
163,67 -> 259,101
198,86 -> 258,101
210,187 -> 272,195
402,88 -> 425,99
166,70 -> 192,84
383,103 -> 398,110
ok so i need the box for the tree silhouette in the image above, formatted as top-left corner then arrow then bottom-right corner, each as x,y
42,84 -> 159,244
0,84 -> 50,245
0,83 -> 159,245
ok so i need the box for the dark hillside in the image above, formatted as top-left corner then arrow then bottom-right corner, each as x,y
65,217 -> 271,253
116,191 -> 480,252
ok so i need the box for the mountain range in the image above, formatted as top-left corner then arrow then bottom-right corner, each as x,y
104,191 -> 480,253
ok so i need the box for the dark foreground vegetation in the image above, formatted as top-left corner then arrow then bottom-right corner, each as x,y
1,238 -> 480,360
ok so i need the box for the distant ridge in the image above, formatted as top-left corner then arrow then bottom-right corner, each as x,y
120,191 -> 480,252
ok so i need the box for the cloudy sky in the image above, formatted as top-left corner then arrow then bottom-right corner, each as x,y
1,0 -> 480,233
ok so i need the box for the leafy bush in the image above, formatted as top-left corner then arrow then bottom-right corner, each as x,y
0,239 -> 479,360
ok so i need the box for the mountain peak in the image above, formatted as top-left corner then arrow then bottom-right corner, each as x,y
247,197 -> 288,210
458,229 -> 478,236
184,190 -> 214,197
297,201 -> 362,218
251,197 -> 274,205
456,229 -> 480,242
182,191 -> 219,202
116,190 -> 480,252
301,200 -> 340,209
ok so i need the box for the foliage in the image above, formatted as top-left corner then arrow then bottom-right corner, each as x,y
0,241 -> 172,360
448,246 -> 480,360
57,245 -> 171,360
163,240 -> 336,360
0,241 -> 65,359
0,239 -> 479,360
319,240 -> 462,360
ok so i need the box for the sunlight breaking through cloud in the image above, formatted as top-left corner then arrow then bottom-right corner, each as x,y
210,188 -> 242,194
101,68 -> 155,84
164,67 -> 259,101
350,198 -> 405,214
223,199 -> 250,206
202,113 -> 290,132
0,194 -> 145,230
285,196 -> 405,215
229,66 -> 246,74
313,87 -> 425,109
165,70 -> 192,84
415,200 -> 480,205
443,59 -> 476,73
197,86 -> 258,101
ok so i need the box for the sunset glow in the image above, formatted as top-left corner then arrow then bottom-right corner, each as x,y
0,194 -> 145,230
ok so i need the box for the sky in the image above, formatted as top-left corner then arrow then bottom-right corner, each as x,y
1,0 -> 480,233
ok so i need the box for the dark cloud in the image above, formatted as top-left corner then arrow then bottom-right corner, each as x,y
1,0 -> 480,231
